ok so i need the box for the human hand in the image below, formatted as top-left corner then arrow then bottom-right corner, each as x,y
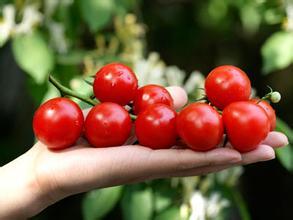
0,86 -> 288,219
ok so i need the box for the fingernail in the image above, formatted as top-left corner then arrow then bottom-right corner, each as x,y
283,135 -> 289,146
262,152 -> 275,161
276,132 -> 289,146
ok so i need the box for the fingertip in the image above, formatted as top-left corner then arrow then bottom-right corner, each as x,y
258,145 -> 275,161
262,131 -> 289,148
242,145 -> 275,165
166,86 -> 188,109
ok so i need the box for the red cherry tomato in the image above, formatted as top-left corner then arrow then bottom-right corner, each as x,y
135,104 -> 177,149
205,65 -> 251,109
133,84 -> 173,114
33,97 -> 84,150
176,103 -> 224,151
84,102 -> 132,147
93,63 -> 138,106
223,101 -> 270,152
250,99 -> 276,131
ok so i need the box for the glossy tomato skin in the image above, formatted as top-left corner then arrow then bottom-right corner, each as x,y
176,103 -> 224,151
93,63 -> 138,106
205,65 -> 251,109
133,84 -> 173,114
84,102 -> 132,147
135,104 -> 177,149
33,97 -> 84,150
250,99 -> 276,131
223,101 -> 270,152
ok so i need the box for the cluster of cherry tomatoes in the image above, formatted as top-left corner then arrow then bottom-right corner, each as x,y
33,63 -> 279,153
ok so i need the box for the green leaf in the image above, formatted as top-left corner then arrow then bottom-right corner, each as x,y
276,144 -> 293,172
228,187 -> 250,220
12,31 -> 55,84
82,186 -> 123,220
275,118 -> 293,171
261,31 -> 293,74
121,185 -> 153,220
154,193 -> 172,213
151,180 -> 176,213
275,118 -> 293,141
154,206 -> 182,220
240,4 -> 261,35
79,0 -> 114,32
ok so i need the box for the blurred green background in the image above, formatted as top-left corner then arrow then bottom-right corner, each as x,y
0,0 -> 292,219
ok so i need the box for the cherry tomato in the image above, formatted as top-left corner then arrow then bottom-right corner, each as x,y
84,102 -> 132,147
176,103 -> 224,151
135,104 -> 177,149
133,84 -> 173,114
223,101 -> 270,152
250,99 -> 276,131
33,97 -> 84,150
205,65 -> 251,109
93,63 -> 138,105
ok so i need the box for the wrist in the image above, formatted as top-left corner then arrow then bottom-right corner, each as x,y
0,148 -> 52,219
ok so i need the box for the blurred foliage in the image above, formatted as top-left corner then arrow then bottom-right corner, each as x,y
276,118 -> 293,171
1,0 -> 293,219
82,186 -> 123,220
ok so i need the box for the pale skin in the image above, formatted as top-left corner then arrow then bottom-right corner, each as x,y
0,87 -> 288,219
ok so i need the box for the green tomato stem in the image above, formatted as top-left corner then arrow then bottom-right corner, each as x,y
49,75 -> 138,120
130,114 -> 137,120
49,75 -> 98,106
259,86 -> 281,104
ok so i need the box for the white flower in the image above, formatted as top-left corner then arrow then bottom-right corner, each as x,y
189,191 -> 229,220
184,71 -> 205,97
206,193 -> 229,218
133,52 -> 166,86
180,203 -> 190,219
133,51 -> 205,93
0,4 -> 42,46
48,22 -> 68,53
44,0 -> 59,17
285,0 -> 293,31
14,5 -> 43,34
189,191 -> 206,220
0,5 -> 15,46
165,66 -> 185,86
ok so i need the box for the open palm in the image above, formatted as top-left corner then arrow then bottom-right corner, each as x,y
23,87 -> 288,208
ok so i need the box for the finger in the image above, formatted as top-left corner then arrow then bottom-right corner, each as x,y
166,86 -> 188,109
167,144 -> 277,178
144,147 -> 242,178
52,146 -> 242,193
261,131 -> 289,148
165,164 -> 233,178
240,144 -> 275,165
162,145 -> 276,178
